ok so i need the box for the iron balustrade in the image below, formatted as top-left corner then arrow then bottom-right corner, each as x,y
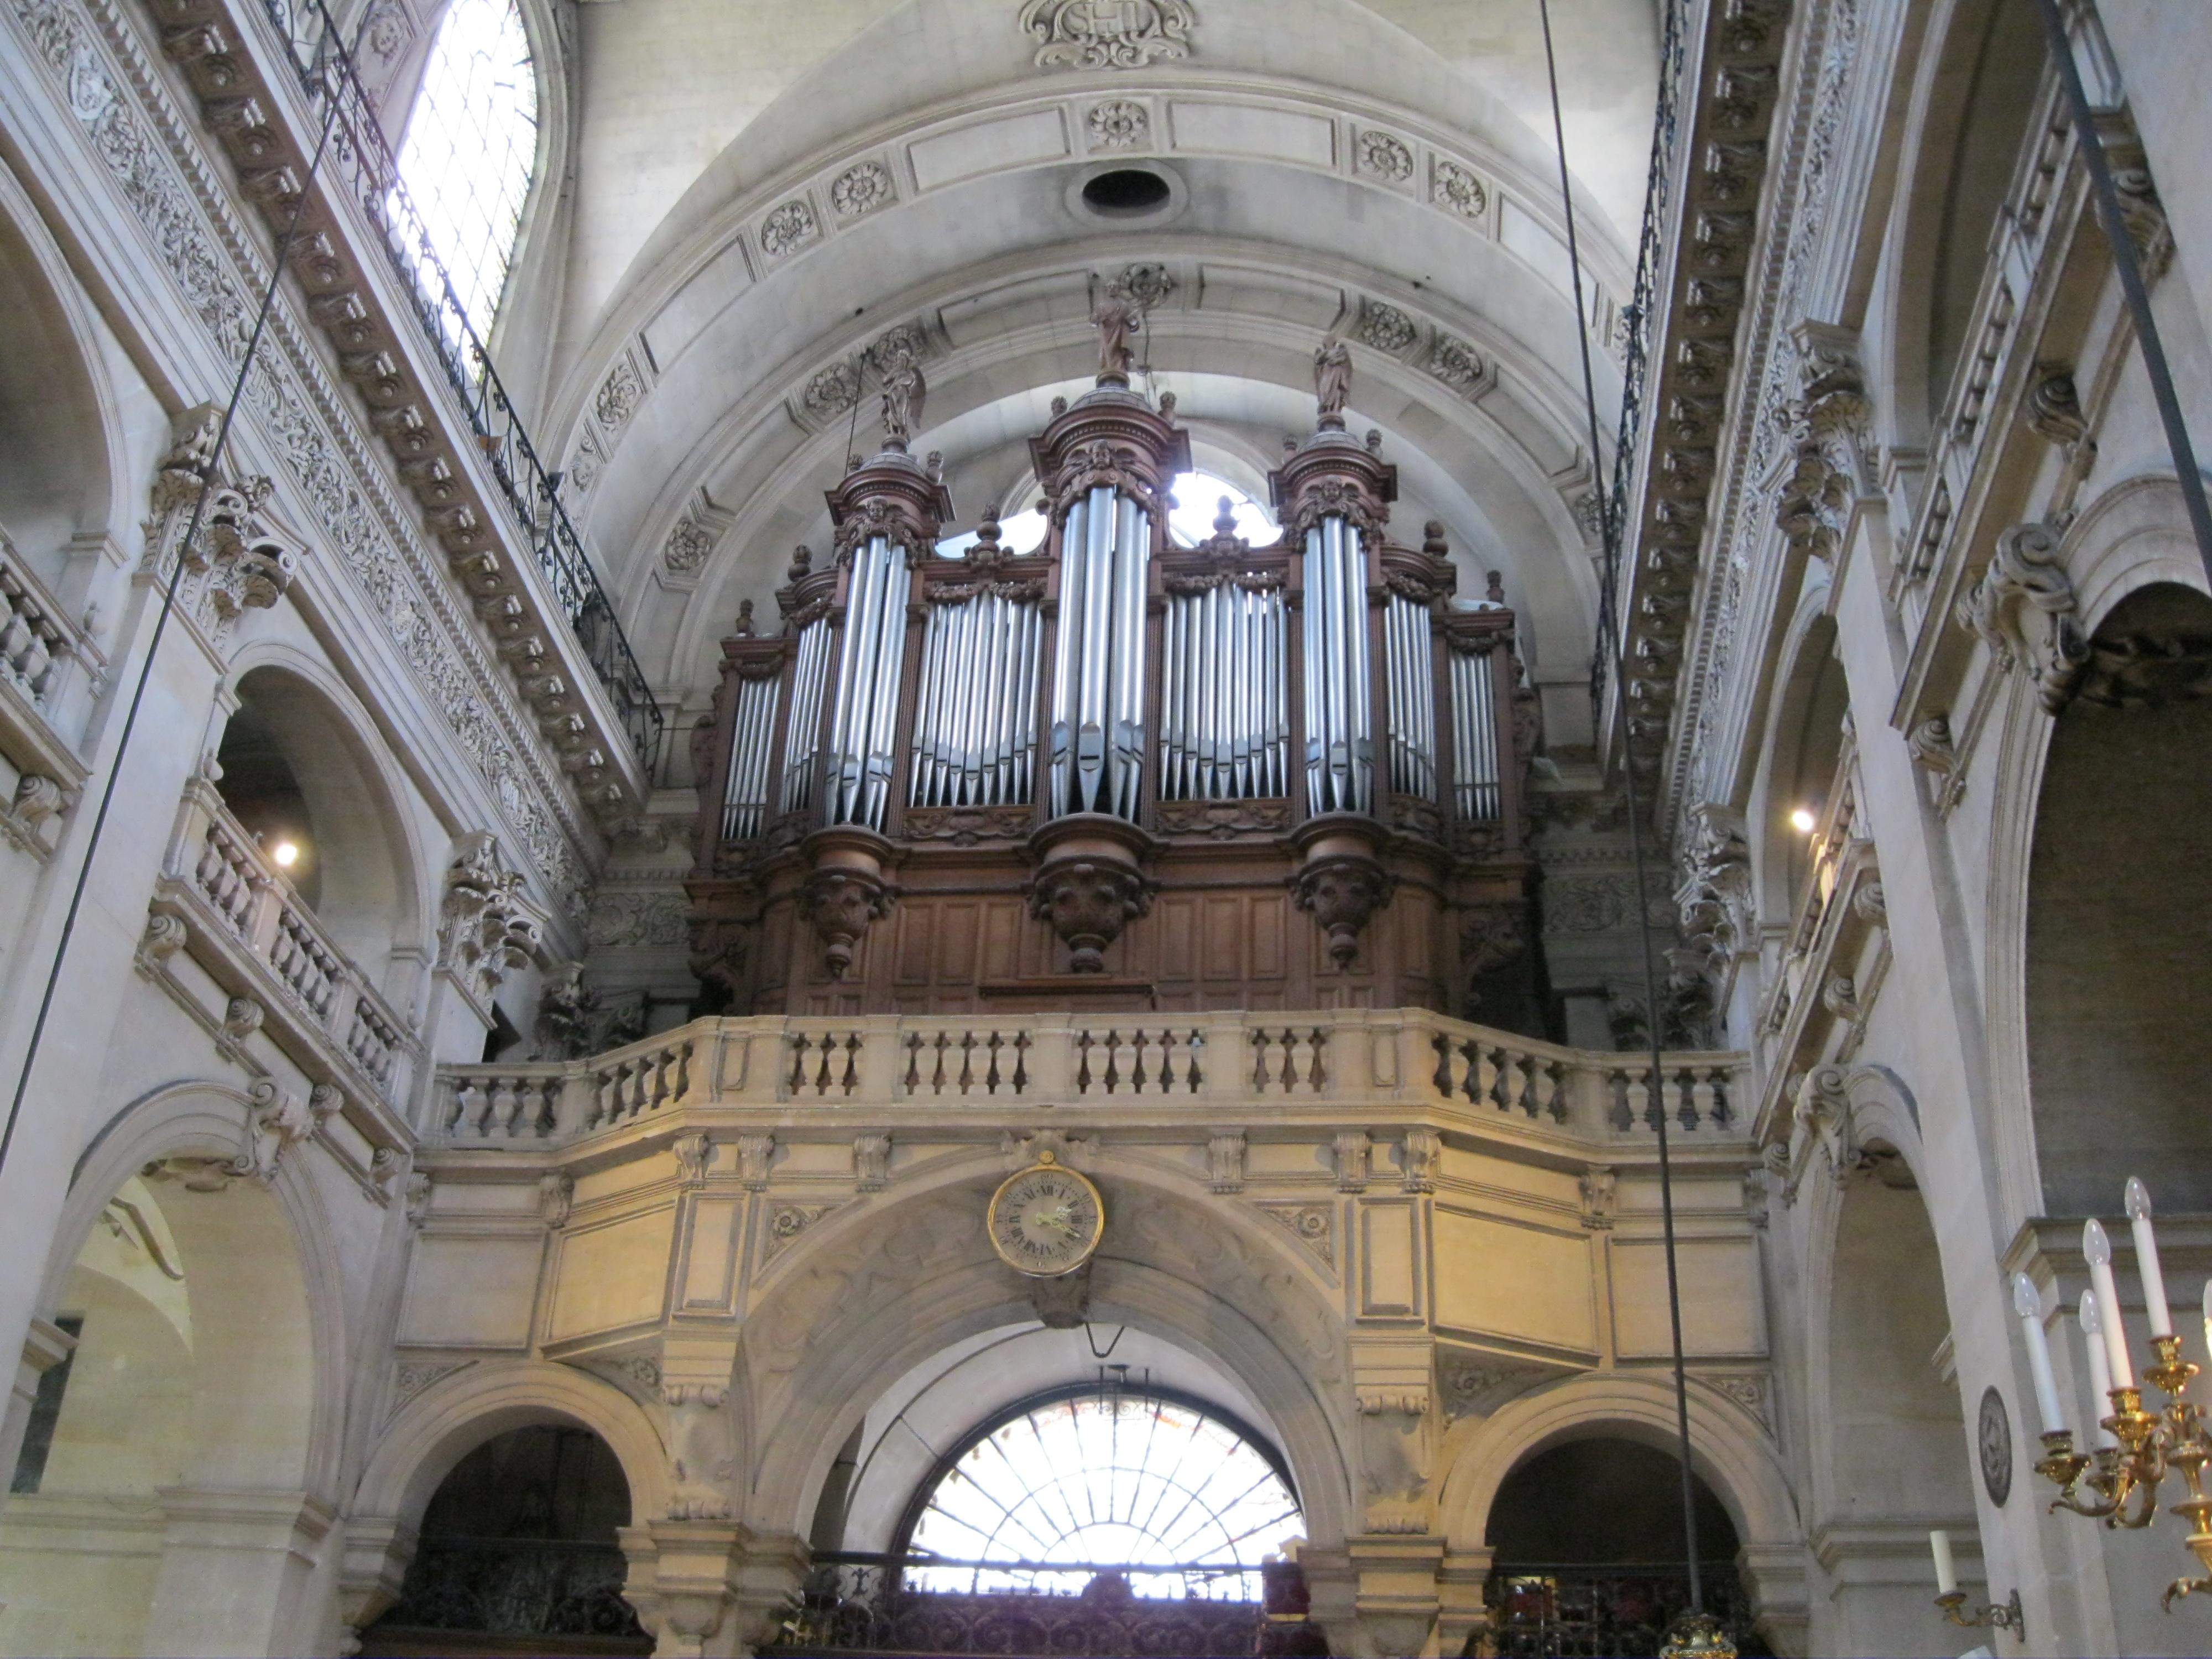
769,1554 -> 1270,1657
1591,0 -> 1687,723
250,0 -> 662,770
370,1536 -> 648,1644
1485,1564 -> 1766,1659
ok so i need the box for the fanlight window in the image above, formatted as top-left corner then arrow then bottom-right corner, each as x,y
904,1392 -> 1302,1599
1166,471 -> 1274,547
393,0 -> 539,346
936,471 -> 1272,559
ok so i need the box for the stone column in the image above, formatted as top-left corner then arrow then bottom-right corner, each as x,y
141,1488 -> 335,1658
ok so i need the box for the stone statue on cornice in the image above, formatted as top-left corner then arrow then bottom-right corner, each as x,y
881,360 -> 926,449
1315,332 -> 1353,425
1092,281 -> 1142,383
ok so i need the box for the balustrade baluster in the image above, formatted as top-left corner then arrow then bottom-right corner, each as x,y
957,1032 -> 977,1094
984,1031 -> 1005,1093
839,1034 -> 862,1094
1012,1031 -> 1031,1093
903,1033 -> 922,1093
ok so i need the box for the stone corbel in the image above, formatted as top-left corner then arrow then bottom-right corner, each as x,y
1334,1131 -> 1371,1193
1954,521 -> 2088,712
1579,1165 -> 1618,1230
1353,1386 -> 1434,1538
618,1522 -> 808,1659
1399,1129 -> 1440,1194
232,1076 -> 311,1184
1782,1065 -> 1854,1203
436,832 -> 540,1010
852,1133 -> 889,1192
660,1383 -> 737,1522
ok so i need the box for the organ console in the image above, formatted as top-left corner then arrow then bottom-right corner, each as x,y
687,326 -> 1540,1020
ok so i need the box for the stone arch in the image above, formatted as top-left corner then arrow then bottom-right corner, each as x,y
1436,1374 -> 1798,1561
48,1079 -> 348,1493
1751,594 -> 1850,924
0,147 -> 128,591
735,1158 -> 1358,1552
1880,0 -> 2048,452
212,649 -> 427,990
1793,1089 -> 1975,1655
1976,476 -> 2211,1224
352,1358 -> 673,1531
0,1082 -> 345,1656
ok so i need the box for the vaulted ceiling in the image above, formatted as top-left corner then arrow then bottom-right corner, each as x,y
528,0 -> 1660,745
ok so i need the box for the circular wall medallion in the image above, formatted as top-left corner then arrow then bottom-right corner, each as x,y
1979,1385 -> 2013,1506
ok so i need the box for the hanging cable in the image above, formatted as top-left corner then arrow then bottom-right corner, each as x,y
1536,0 -> 1707,1614
0,17 -> 362,1180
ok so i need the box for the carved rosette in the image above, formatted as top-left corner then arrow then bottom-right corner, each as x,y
1026,816 -> 1154,973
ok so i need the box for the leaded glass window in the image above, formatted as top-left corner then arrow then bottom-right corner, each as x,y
904,1392 -> 1302,1598
393,0 -> 539,345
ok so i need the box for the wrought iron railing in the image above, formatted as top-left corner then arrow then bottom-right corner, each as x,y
768,1555 -> 1270,1657
249,0 -> 662,770
371,1536 -> 648,1644
1592,0 -> 1688,724
1485,1565 -> 1766,1659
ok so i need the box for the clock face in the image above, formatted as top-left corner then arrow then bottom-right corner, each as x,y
989,1163 -> 1104,1277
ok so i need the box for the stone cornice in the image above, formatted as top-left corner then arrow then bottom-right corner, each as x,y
1609,0 -> 1798,818
145,0 -> 647,829
8,0 -> 604,912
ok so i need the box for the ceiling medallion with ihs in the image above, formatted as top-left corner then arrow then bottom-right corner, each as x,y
1020,1 -> 1197,71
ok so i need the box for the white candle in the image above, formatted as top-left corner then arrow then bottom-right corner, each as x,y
2084,1219 -> 2135,1389
2080,1291 -> 2119,1448
2012,1272 -> 2067,1435
2203,1280 -> 2212,1366
1929,1528 -> 1959,1597
2126,1178 -> 2173,1339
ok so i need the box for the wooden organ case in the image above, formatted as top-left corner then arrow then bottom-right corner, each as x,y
687,357 -> 1540,1021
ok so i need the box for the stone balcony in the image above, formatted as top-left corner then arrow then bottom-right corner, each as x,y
140,773 -> 416,1186
0,529 -> 102,858
427,1010 -> 1750,1162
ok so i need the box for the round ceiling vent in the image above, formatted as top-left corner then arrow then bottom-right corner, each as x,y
1067,161 -> 1185,226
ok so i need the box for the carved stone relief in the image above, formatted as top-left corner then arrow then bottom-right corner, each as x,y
1020,0 -> 1196,70
1954,521 -> 2088,712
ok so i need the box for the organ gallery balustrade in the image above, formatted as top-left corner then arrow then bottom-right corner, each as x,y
688,325 -> 1539,1020
428,1009 -> 1745,1151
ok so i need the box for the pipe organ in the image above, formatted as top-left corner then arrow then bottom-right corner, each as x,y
689,341 -> 1538,1019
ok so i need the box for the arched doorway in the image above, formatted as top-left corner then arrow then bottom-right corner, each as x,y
0,1167 -> 319,1658
2027,582 -> 2212,1213
1481,1437 -> 1765,1658
358,1425 -> 648,1657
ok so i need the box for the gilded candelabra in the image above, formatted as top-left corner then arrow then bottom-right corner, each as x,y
2034,1333 -> 2212,1608
2009,1182 -> 2212,1616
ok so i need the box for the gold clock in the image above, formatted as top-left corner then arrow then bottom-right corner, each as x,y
988,1150 -> 1104,1277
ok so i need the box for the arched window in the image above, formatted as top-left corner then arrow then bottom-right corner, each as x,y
393,0 -> 539,344
904,1390 -> 1302,1598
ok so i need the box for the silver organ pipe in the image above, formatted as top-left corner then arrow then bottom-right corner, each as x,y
1048,486 -> 1152,818
721,674 -> 782,840
1385,593 -> 1437,801
779,615 -> 832,816
823,533 -> 911,830
1303,516 -> 1373,815
909,587 -> 1043,807
1451,642 -> 1501,823
1159,578 -> 1288,800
